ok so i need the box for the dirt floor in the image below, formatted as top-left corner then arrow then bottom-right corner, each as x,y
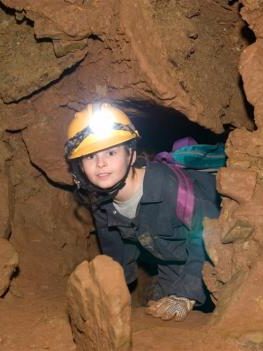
0,220 -> 213,351
0,272 -> 212,351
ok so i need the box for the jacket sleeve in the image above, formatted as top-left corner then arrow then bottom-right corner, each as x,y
154,236 -> 207,304
152,168 -> 208,304
93,208 -> 140,284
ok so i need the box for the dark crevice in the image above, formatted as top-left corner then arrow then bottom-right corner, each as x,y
5,128 -> 27,134
0,1 -> 16,16
21,135 -> 74,191
241,24 -> 256,45
17,14 -> 34,27
0,266 -> 20,298
88,33 -> 104,42
5,58 -> 86,105
35,36 -> 53,44
30,160 -> 75,192
90,98 -> 228,154
0,1 -> 33,27
238,76 -> 256,130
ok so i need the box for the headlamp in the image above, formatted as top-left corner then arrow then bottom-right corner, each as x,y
89,109 -> 115,139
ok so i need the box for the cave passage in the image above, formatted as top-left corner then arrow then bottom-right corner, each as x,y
114,99 -> 229,154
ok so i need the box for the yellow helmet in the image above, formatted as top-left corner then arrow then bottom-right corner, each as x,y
65,103 -> 139,159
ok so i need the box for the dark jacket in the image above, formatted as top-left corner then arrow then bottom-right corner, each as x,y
92,162 -> 220,304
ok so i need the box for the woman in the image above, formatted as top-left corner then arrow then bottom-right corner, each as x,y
64,102 -> 219,321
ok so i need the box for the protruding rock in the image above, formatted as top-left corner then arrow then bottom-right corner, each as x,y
0,238 -> 19,296
22,116 -> 72,184
217,167 -> 257,204
222,219 -> 254,244
67,255 -> 132,351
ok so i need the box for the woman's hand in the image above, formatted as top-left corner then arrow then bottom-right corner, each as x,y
145,295 -> 195,321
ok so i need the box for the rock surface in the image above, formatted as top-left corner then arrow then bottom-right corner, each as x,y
211,259 -> 263,337
0,238 -> 18,296
201,0 -> 263,340
0,8 -> 88,103
67,255 -> 132,351
0,141 -> 11,238
0,0 -> 252,132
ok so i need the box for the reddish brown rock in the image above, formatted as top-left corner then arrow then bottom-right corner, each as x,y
217,167 -> 257,204
202,0 -> 263,341
0,7 -> 89,103
67,255 -> 131,351
2,0 -> 115,41
203,219 -> 233,301
1,0 -> 252,132
241,0 -> 263,39
211,259 -> 263,338
225,129 -> 263,172
239,41 -> 263,128
0,238 -> 19,296
22,113 -> 72,184
0,101 -> 36,132
119,0 -> 200,121
218,197 -> 239,237
221,219 -> 254,244
202,261 -> 221,302
231,239 -> 260,274
0,141 -> 11,238
0,173 -> 10,239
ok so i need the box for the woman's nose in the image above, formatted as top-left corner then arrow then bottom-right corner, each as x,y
96,153 -> 107,168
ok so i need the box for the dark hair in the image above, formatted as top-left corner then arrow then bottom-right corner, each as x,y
124,139 -> 137,151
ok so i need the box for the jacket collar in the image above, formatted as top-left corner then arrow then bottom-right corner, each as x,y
99,161 -> 164,212
139,162 -> 164,203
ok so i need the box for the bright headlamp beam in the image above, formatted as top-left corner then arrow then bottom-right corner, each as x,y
89,109 -> 115,139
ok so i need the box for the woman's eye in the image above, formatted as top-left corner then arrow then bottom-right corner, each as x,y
108,150 -> 117,156
86,154 -> 95,160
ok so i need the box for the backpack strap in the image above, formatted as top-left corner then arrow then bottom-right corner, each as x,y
168,164 -> 195,230
154,150 -> 195,229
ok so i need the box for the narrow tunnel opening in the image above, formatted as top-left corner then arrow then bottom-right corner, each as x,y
113,99 -> 229,154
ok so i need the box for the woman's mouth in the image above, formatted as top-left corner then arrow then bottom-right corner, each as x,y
96,172 -> 111,178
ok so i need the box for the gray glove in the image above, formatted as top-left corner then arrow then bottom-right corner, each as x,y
145,295 -> 195,321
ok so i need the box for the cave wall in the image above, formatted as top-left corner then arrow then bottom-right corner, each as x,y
0,0 -> 253,296
202,0 -> 263,343
0,0 -> 252,132
0,1 -> 262,346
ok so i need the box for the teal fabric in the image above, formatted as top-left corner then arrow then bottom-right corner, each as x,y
171,143 -> 226,170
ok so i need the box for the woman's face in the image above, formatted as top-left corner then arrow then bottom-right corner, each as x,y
82,145 -> 133,189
